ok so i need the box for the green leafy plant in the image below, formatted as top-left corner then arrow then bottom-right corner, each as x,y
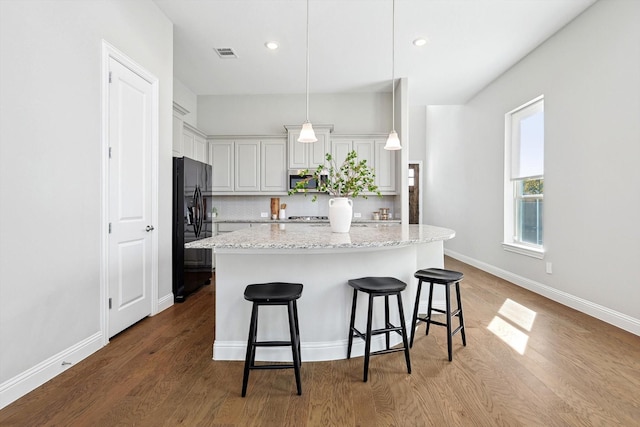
288,151 -> 382,201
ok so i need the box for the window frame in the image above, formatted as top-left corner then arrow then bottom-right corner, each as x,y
503,96 -> 545,259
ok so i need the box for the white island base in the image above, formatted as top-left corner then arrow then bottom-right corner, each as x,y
205,224 -> 454,362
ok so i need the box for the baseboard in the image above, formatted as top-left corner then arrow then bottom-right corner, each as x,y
445,249 -> 640,336
213,334 -> 406,362
157,292 -> 174,314
0,332 -> 104,410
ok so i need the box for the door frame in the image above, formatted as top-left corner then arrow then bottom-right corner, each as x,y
101,40 -> 159,345
409,160 -> 423,224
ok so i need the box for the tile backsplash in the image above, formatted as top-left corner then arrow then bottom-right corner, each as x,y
209,194 -> 397,220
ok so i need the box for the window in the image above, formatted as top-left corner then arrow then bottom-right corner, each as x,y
503,96 -> 544,258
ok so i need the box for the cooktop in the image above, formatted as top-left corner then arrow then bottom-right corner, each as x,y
288,216 -> 328,221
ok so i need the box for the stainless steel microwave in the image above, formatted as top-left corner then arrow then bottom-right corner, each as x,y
288,171 -> 327,191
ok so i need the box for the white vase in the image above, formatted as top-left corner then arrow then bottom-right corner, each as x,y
329,197 -> 353,233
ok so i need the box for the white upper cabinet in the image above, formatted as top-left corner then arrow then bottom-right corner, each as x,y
206,129 -> 394,195
172,102 -> 208,164
353,139 -> 374,166
261,139 -> 287,192
330,135 -> 396,194
183,123 -> 208,164
172,102 -> 188,157
182,127 -> 195,159
209,137 -> 287,194
374,139 -> 396,193
234,140 -> 260,192
331,138 -> 352,164
285,125 -> 333,170
209,140 -> 234,192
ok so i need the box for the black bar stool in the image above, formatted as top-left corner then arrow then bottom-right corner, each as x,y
241,282 -> 303,397
347,277 -> 411,382
410,268 -> 466,361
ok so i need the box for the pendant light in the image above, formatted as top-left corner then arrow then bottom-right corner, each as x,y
298,0 -> 317,143
384,0 -> 402,150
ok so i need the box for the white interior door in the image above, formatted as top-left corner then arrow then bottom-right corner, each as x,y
107,57 -> 154,337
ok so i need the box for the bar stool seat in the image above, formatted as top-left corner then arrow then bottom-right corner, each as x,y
242,282 -> 303,397
347,277 -> 411,382
410,268 -> 466,361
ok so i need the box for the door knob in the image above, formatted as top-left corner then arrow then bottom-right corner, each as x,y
145,225 -> 155,232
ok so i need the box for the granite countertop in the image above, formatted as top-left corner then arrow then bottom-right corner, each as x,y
187,223 -> 455,250
211,218 -> 401,224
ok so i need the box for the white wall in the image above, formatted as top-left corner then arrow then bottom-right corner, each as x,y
425,0 -> 640,331
0,0 -> 173,406
198,93 -> 391,135
409,106 -> 427,164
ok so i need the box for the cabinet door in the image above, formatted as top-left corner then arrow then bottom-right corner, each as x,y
287,127 -> 330,169
172,113 -> 184,156
353,139 -> 374,167
261,139 -> 287,192
194,133 -> 207,163
375,139 -> 396,193
182,128 -> 195,160
210,141 -> 234,192
309,132 -> 329,168
288,130 -> 308,170
331,138 -> 352,165
235,140 -> 260,191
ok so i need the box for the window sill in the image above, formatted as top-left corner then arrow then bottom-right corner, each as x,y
502,242 -> 545,259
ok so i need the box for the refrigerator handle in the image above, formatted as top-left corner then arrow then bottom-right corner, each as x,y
191,187 -> 199,236
199,186 -> 205,237
195,186 -> 203,237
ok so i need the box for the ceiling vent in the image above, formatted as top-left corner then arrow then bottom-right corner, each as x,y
214,47 -> 238,59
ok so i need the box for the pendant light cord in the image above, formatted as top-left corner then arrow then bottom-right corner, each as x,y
391,0 -> 395,132
305,0 -> 310,122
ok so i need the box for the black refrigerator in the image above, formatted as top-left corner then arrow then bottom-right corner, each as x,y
172,157 -> 213,302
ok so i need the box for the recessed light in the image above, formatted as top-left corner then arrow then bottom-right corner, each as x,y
413,38 -> 428,47
265,41 -> 279,50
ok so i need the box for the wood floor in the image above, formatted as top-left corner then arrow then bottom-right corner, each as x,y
1,257 -> 639,426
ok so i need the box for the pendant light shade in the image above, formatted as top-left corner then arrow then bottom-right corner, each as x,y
385,130 -> 402,150
384,0 -> 402,151
299,121 -> 317,143
298,0 -> 317,143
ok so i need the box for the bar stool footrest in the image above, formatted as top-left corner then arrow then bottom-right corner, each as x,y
254,340 -> 295,347
370,347 -> 408,357
352,324 -> 404,341
371,325 -> 404,336
350,328 -> 367,341
451,325 -> 464,336
428,319 -> 448,328
250,364 -> 296,370
413,315 -> 430,326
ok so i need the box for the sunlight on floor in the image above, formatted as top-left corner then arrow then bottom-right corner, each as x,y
499,298 -> 537,331
488,298 -> 537,355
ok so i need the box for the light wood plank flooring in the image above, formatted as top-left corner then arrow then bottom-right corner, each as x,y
1,257 -> 639,426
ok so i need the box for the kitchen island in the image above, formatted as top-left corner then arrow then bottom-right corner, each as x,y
187,223 -> 455,362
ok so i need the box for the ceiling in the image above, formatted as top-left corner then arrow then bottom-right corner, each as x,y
153,0 -> 597,106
